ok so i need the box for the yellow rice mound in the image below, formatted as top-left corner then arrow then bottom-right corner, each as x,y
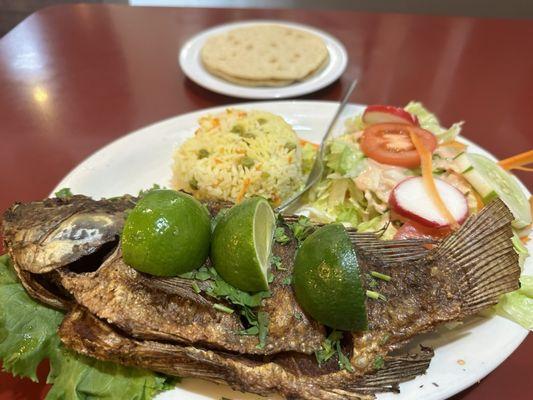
172,109 -> 304,205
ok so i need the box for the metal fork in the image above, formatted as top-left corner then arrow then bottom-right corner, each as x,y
275,79 -> 358,213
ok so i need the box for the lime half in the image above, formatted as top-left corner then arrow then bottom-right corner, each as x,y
293,223 -> 367,331
211,197 -> 275,292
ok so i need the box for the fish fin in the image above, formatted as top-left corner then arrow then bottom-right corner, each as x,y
349,232 -> 433,265
432,198 -> 520,314
338,346 -> 433,394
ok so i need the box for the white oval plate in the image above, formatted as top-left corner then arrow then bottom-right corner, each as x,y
179,20 -> 348,99
54,101 -> 530,400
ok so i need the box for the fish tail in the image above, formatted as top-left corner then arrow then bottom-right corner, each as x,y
432,198 -> 520,314
338,346 -> 434,394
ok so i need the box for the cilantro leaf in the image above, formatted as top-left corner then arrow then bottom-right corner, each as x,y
271,255 -> 286,271
274,226 -> 291,245
288,215 -> 314,244
54,188 -> 73,198
314,330 -> 353,371
373,355 -> 385,370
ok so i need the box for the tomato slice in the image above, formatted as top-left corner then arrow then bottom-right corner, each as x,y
393,220 -> 451,241
360,123 -> 437,168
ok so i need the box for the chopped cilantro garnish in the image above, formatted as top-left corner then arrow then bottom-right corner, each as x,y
315,331 -> 354,372
54,188 -> 73,198
288,215 -> 314,244
373,355 -> 385,370
370,271 -> 391,282
137,183 -> 162,197
271,255 -> 285,271
366,290 -> 387,301
213,303 -> 234,314
274,226 -> 291,245
179,266 -> 270,347
191,282 -> 201,294
282,276 -> 292,285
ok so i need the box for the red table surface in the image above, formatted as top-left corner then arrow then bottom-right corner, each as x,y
0,4 -> 531,400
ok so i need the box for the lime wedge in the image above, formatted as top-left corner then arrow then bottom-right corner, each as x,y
211,197 -> 275,292
293,223 -> 367,331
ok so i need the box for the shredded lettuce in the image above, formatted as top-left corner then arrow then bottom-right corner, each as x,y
0,255 -> 175,399
301,143 -> 317,175
404,101 -> 463,143
495,275 -> 533,330
512,233 -> 529,270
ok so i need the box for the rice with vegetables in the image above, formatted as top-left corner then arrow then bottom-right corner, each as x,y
172,109 -> 304,205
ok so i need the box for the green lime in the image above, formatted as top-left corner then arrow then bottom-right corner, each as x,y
121,189 -> 211,276
211,197 -> 275,292
293,223 -> 367,331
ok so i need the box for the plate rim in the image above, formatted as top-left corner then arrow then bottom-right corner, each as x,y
178,20 -> 348,99
52,100 -> 530,400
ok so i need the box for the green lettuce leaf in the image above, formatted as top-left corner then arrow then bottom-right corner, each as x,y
301,142 -> 317,175
46,348 -> 175,400
512,233 -> 529,270
495,275 -> 533,330
404,101 -> 463,143
0,255 -> 176,398
325,140 -> 364,176
0,255 -> 63,381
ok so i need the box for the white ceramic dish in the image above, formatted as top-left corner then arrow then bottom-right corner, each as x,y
178,20 -> 348,99
53,101 -> 530,400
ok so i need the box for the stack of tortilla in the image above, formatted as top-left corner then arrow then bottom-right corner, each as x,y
201,24 -> 329,87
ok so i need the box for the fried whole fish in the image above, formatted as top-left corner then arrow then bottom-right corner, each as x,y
2,194 -> 520,399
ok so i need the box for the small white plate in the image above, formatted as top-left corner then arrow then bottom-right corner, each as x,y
54,101 -> 530,400
179,20 -> 348,99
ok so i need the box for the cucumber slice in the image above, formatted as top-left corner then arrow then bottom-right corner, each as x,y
456,153 -> 531,228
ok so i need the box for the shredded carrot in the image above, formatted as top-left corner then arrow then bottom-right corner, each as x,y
213,158 -> 222,164
212,118 -> 220,127
498,150 -> 533,171
440,140 -> 467,151
288,156 -> 293,163
236,178 -> 251,203
521,236 -> 530,244
473,190 -> 485,211
513,166 -> 533,172
299,138 -> 319,149
409,130 -> 459,229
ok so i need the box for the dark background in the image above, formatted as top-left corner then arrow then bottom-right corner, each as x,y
2,0 -> 533,36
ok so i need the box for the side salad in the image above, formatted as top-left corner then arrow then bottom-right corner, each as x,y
300,102 -> 533,329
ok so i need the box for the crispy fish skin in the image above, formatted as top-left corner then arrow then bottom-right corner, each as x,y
56,240 -> 326,355
59,307 -> 434,400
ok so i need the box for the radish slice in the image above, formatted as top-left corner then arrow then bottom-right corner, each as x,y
389,177 -> 468,228
363,105 -> 418,126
